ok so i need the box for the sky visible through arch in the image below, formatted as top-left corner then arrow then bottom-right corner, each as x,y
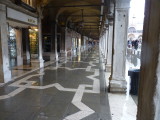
129,0 -> 145,29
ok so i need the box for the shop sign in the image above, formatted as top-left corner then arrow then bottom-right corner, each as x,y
7,7 -> 37,25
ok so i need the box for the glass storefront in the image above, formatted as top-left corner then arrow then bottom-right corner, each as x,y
29,27 -> 38,59
8,26 -> 17,68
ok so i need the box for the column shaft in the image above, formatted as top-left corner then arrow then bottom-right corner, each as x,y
107,22 -> 113,66
54,23 -> 58,61
0,4 -> 12,83
38,9 -> 44,68
110,0 -> 130,92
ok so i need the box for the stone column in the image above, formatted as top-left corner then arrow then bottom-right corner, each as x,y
100,37 -> 102,50
102,34 -> 105,56
106,1 -> 114,70
61,27 -> 65,52
0,4 -> 12,83
82,36 -> 85,51
99,37 -> 102,52
54,22 -> 58,61
109,0 -> 130,92
105,29 -> 109,60
64,27 -> 67,58
104,31 -> 107,59
106,20 -> 114,68
137,0 -> 160,119
37,7 -> 44,68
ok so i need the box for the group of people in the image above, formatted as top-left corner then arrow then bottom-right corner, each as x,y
127,39 -> 141,50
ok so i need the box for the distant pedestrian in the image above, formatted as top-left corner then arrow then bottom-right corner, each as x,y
134,39 -> 139,50
131,40 -> 135,48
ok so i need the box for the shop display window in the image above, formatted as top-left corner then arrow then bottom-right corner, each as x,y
8,27 -> 17,59
8,26 -> 17,67
29,27 -> 38,58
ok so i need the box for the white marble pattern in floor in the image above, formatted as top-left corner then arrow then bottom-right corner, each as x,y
0,58 -> 101,120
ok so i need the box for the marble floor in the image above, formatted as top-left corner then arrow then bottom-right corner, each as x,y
103,48 -> 139,120
0,46 -> 112,120
126,48 -> 141,105
11,60 -> 57,80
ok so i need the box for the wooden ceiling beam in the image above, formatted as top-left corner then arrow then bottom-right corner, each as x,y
59,15 -> 103,17
45,4 -> 104,8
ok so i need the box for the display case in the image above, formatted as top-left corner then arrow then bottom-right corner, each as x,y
29,28 -> 38,59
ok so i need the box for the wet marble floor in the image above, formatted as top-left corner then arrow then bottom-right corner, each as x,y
126,48 -> 141,105
102,48 -> 138,120
0,46 -> 111,120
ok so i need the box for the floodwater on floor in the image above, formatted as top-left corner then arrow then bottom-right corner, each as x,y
0,46 -> 112,120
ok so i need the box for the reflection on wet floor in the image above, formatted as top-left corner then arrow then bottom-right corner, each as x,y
126,48 -> 141,105
126,48 -> 141,69
106,48 -> 139,120
0,46 -> 112,120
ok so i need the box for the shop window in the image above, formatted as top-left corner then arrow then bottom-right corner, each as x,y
8,26 -> 17,67
29,27 -> 38,59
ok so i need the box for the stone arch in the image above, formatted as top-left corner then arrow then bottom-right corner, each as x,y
128,27 -> 136,33
128,33 -> 135,40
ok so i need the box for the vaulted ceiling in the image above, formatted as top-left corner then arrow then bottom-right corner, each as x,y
42,0 -> 108,39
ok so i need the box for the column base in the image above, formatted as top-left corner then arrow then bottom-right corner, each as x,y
0,68 -> 12,83
109,79 -> 127,93
4,70 -> 12,83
